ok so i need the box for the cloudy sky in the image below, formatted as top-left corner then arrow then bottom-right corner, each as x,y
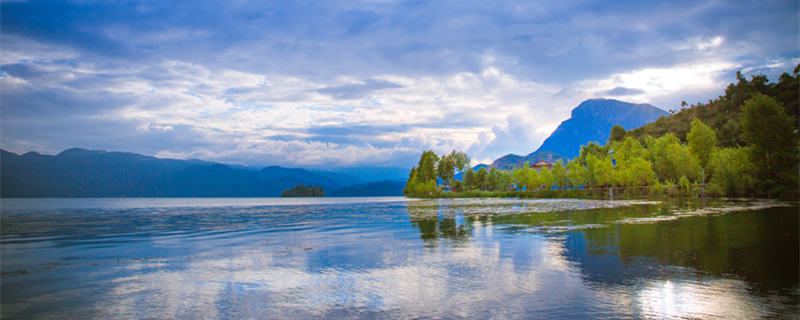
1,0 -> 797,168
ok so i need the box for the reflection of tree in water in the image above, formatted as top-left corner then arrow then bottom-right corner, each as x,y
491,202 -> 659,232
407,203 -> 477,246
406,199 -> 667,247
562,204 -> 799,293
407,198 -> 798,295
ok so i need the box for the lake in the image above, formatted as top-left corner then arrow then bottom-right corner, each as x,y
1,197 -> 797,319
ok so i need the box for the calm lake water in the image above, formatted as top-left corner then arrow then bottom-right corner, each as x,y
1,197 -> 798,319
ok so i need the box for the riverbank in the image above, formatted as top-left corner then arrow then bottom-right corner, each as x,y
406,183 -> 785,200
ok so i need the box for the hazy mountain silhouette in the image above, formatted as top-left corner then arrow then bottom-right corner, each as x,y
0,148 -> 405,197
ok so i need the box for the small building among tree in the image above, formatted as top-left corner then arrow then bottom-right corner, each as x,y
529,160 -> 554,171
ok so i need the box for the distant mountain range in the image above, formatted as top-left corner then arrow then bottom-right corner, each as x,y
491,151 -> 567,170
1,99 -> 668,196
0,148 -> 406,197
490,99 -> 667,168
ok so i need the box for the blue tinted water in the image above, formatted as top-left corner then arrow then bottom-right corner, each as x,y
1,197 -> 797,319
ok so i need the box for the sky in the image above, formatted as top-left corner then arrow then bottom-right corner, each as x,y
1,0 -> 798,168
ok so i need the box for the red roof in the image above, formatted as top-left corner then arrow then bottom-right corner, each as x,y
530,160 -> 553,168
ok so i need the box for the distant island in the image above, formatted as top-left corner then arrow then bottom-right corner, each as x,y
405,65 -> 799,200
281,185 -> 324,197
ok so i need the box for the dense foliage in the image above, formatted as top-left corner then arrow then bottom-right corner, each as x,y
629,67 -> 799,146
404,151 -> 470,196
281,184 -> 324,197
405,65 -> 799,199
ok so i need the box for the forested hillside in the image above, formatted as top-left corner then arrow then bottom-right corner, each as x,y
629,67 -> 799,146
405,65 -> 799,199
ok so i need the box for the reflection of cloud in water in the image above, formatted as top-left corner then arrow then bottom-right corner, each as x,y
542,240 -> 571,273
102,234 -> 781,319
3,198 -> 796,318
89,200 -> 792,318
95,238 -> 583,318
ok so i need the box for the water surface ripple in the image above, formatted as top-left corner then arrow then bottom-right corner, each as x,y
1,197 -> 797,319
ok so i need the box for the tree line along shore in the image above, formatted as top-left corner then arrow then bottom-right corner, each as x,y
404,66 -> 800,200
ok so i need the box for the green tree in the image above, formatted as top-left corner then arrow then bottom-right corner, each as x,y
613,163 -> 630,187
687,118 -> 717,171
497,169 -> 512,191
527,166 -> 541,190
451,180 -> 465,193
611,137 -> 645,166
487,168 -> 510,191
448,150 -> 471,172
740,94 -> 798,192
403,167 -> 418,195
576,142 -> 608,166
709,147 -> 755,196
411,179 -> 438,196
667,143 -> 702,182
608,124 -> 627,143
416,151 -> 440,183
588,154 -> 615,187
512,164 -> 529,191
626,157 -> 656,188
406,150 -> 446,196
644,133 -> 701,182
476,167 -> 488,190
566,159 -> 589,187
436,154 -> 455,183
464,169 -> 477,190
538,167 -> 553,189
551,160 -> 567,189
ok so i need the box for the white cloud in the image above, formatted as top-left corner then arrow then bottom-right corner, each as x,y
2,51 -> 758,167
2,0 -> 797,168
581,60 -> 737,108
535,122 -> 560,136
7,54 -> 585,167
696,36 -> 724,51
